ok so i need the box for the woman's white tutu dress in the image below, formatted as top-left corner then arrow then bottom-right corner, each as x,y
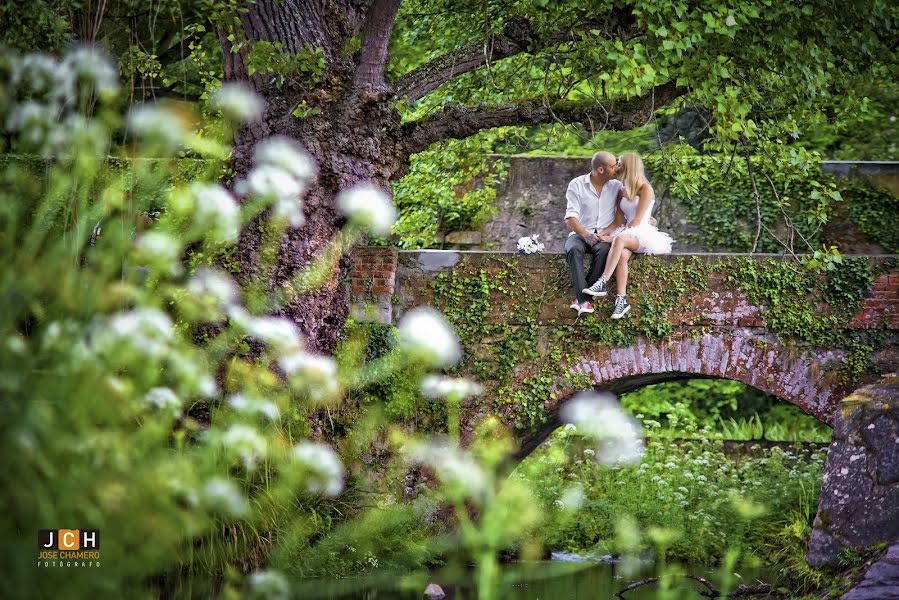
612,195 -> 674,255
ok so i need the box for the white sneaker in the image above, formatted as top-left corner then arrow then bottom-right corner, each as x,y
611,296 -> 631,319
570,301 -> 580,311
578,301 -> 595,315
583,278 -> 608,297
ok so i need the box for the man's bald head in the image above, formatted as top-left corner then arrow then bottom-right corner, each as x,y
591,151 -> 618,180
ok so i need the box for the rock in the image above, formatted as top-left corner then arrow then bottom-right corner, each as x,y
839,543 -> 899,600
424,582 -> 446,599
808,375 -> 899,567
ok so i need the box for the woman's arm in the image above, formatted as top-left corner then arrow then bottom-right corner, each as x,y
598,206 -> 625,240
627,183 -> 655,228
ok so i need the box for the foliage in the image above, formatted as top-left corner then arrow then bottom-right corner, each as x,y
391,134 -> 508,248
842,179 -> 899,253
518,426 -> 827,567
245,42 -> 326,90
621,380 -> 832,443
0,47 -> 467,598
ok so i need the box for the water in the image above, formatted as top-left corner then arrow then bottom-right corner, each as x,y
291,557 -> 775,600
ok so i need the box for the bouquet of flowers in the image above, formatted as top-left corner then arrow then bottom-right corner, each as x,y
517,234 -> 545,254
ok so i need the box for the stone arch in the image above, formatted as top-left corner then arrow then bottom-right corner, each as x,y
513,329 -> 848,460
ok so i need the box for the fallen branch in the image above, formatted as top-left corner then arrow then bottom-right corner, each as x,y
616,574 -> 772,598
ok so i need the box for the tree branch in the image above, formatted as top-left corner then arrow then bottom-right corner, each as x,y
393,12 -> 636,103
401,82 -> 684,155
354,0 -> 403,94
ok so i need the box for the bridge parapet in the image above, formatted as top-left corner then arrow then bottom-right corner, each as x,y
350,249 -> 899,451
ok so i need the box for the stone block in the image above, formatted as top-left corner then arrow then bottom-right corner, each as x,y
444,230 -> 483,245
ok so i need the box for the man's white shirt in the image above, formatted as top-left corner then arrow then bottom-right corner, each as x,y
564,174 -> 623,236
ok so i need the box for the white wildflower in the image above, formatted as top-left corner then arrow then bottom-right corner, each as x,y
6,335 -> 26,355
213,83 -> 264,122
63,46 -> 119,99
247,570 -> 289,600
280,352 -> 340,402
236,164 -> 305,227
12,53 -> 64,99
560,392 -> 644,465
134,231 -> 182,275
336,184 -> 396,236
397,307 -> 461,368
583,448 -> 595,457
228,394 -> 280,421
223,424 -> 267,471
191,183 -> 239,243
187,268 -> 239,313
420,375 -> 482,400
253,136 -> 315,182
127,103 -> 189,148
404,438 -> 487,498
94,308 -> 174,359
144,387 -> 182,418
245,316 -> 304,356
292,442 -> 345,497
203,477 -> 248,517
559,485 -> 585,511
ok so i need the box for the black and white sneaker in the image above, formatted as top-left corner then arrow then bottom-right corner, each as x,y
583,278 -> 608,297
611,295 -> 631,319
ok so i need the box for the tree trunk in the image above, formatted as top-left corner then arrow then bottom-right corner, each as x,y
220,0 -> 406,353
218,1 -> 681,352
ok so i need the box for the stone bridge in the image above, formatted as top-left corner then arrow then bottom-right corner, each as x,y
350,248 -> 899,458
350,248 -> 899,580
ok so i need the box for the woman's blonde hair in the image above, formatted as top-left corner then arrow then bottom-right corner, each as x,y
618,152 -> 649,200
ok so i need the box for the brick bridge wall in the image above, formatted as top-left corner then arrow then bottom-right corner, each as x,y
350,249 -> 899,456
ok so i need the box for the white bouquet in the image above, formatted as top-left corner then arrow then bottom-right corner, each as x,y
517,234 -> 545,254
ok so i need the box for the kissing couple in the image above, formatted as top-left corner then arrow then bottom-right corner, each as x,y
564,151 -> 674,318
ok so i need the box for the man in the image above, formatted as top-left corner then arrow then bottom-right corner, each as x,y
564,151 -> 623,315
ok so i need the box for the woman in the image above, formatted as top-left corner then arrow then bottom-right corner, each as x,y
582,152 -> 674,319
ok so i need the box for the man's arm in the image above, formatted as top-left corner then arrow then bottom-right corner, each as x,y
564,182 -> 599,244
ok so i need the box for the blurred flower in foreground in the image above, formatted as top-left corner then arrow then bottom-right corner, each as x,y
254,136 -> 316,182
336,184 -> 397,236
247,570 -> 289,600
228,394 -> 280,421
280,352 -> 340,402
93,308 -> 175,361
235,136 -> 316,229
187,268 -> 240,317
63,46 -> 120,100
420,375 -> 482,399
242,315 -> 304,356
292,442 -> 344,497
191,183 -> 240,244
203,477 -> 249,517
213,83 -> 264,122
561,392 -> 644,465
143,387 -> 182,418
404,438 -> 487,498
134,231 -> 183,275
222,424 -> 268,471
397,307 -> 461,368
127,102 -> 190,149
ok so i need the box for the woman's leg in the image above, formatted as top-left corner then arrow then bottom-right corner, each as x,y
615,248 -> 633,296
601,234 -> 639,281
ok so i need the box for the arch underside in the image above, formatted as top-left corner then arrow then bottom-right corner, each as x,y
512,329 -> 847,461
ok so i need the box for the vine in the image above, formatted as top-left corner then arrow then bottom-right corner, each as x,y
424,253 -> 887,433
